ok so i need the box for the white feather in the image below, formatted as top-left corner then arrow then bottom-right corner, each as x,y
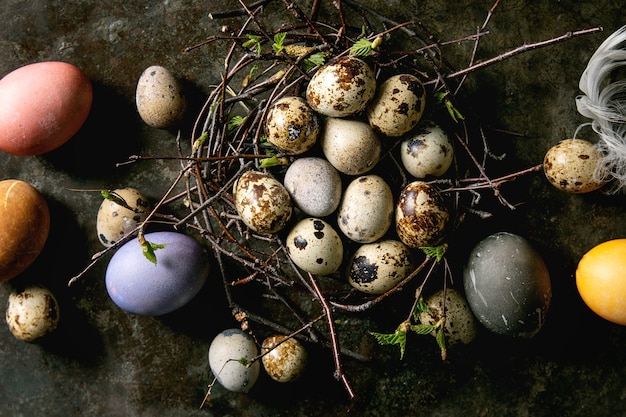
575,25 -> 626,193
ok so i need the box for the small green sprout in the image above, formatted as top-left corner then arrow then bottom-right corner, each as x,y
242,34 -> 262,55
227,115 -> 246,131
434,91 -> 465,123
138,230 -> 167,265
302,51 -> 326,71
272,32 -> 286,54
420,243 -> 448,262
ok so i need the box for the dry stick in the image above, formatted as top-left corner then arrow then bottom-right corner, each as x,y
308,272 -> 356,399
208,0 -> 274,19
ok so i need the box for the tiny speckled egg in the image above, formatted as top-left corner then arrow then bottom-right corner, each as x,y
543,138 -> 605,193
6,284 -> 60,343
105,231 -> 209,316
367,74 -> 426,137
209,328 -> 260,393
0,179 -> 50,282
346,240 -> 414,294
286,218 -> 343,275
400,121 -> 454,178
136,65 -> 187,129
234,170 -> 293,234
337,175 -> 394,243
321,118 -> 381,175
306,56 -> 376,117
265,96 -> 319,155
261,335 -> 308,383
283,157 -> 342,217
463,232 -> 552,338
395,181 -> 449,248
96,187 -> 151,247
0,61 -> 93,155
419,289 -> 476,346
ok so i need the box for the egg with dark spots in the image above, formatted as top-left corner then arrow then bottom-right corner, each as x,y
209,329 -> 260,392
419,288 -> 477,347
286,218 -> 343,275
395,181 -> 449,248
463,232 -> 552,338
337,175 -> 394,243
543,138 -> 605,193
346,240 -> 414,294
96,187 -> 151,247
136,65 -> 187,129
265,96 -> 319,155
261,335 -> 308,383
400,121 -> 454,178
367,74 -> 426,137
6,284 -> 60,342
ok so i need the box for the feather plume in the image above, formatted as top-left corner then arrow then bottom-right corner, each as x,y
576,26 -> 626,193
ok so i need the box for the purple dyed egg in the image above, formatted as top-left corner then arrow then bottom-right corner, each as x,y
105,231 -> 209,315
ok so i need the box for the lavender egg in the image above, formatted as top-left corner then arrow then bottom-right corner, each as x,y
105,231 -> 209,316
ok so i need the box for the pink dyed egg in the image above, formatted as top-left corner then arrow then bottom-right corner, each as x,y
0,61 -> 93,156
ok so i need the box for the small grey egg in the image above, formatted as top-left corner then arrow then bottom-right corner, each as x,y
261,335 -> 308,383
400,121 -> 454,178
208,328 -> 260,393
419,288 -> 477,346
286,218 -> 343,275
265,96 -> 319,155
321,118 -> 381,175
96,187 -> 151,247
283,157 -> 342,217
6,285 -> 60,343
136,65 -> 187,129
543,138 -> 605,193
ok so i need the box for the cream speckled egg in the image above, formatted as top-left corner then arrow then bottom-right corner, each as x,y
306,56 -> 376,117
136,65 -> 187,129
208,328 -> 260,393
234,170 -> 293,234
346,240 -> 414,294
419,289 -> 477,346
400,121 -> 454,178
6,285 -> 60,343
283,157 -> 342,217
265,96 -> 319,155
396,181 -> 449,248
261,335 -> 308,383
286,218 -> 343,275
96,187 -> 151,247
337,175 -> 394,243
321,118 -> 381,175
543,138 -> 605,193
367,74 -> 426,137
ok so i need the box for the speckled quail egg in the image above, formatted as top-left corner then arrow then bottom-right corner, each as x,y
543,138 -> 605,193
306,56 -> 377,117
265,96 -> 320,155
400,121 -> 454,178
337,175 -> 394,243
234,170 -> 293,234
367,74 -> 426,137
321,117 -> 381,175
346,240 -> 414,294
419,288 -> 477,346
286,218 -> 343,275
136,65 -> 187,129
261,335 -> 308,383
96,187 -> 151,247
208,328 -> 260,393
283,157 -> 342,217
6,285 -> 60,343
396,181 -> 449,248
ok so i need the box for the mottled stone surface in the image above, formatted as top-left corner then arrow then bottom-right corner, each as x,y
0,1 -> 625,416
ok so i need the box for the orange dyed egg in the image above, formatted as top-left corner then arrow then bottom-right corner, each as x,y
0,179 -> 50,282
0,61 -> 93,156
576,239 -> 626,325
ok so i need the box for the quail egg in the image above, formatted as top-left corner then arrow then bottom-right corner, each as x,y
283,157 -> 342,217
400,121 -> 454,178
261,335 -> 308,383
208,328 -> 260,393
418,288 -> 477,346
234,170 -> 293,234
346,239 -> 414,294
321,117 -> 381,175
6,284 -> 60,342
265,96 -> 320,155
96,187 -> 151,247
136,65 -> 187,129
286,218 -> 343,275
367,73 -> 426,137
306,56 -> 377,117
337,175 -> 394,243
395,181 -> 449,248
543,138 -> 605,193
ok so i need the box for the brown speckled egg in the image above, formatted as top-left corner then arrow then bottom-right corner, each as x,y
234,171 -> 293,234
96,187 -> 151,247
337,175 -> 394,243
396,181 -> 449,248
136,65 -> 187,129
543,138 -> 605,193
346,240 -> 414,294
286,218 -> 343,275
321,118 -> 381,175
367,74 -> 426,137
419,288 -> 476,346
6,285 -> 60,343
306,56 -> 376,117
400,121 -> 454,178
261,335 -> 308,383
265,96 -> 319,155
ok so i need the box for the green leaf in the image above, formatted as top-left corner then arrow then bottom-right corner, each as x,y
237,357 -> 251,367
436,327 -> 447,360
412,297 -> 431,320
420,243 -> 447,262
259,156 -> 288,168
192,131 -> 208,151
242,34 -> 262,55
410,323 -> 437,335
370,328 -> 408,359
434,92 -> 465,123
350,38 -> 373,57
227,115 -> 245,131
272,32 -> 286,54
142,240 -> 167,265
302,52 -> 325,71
